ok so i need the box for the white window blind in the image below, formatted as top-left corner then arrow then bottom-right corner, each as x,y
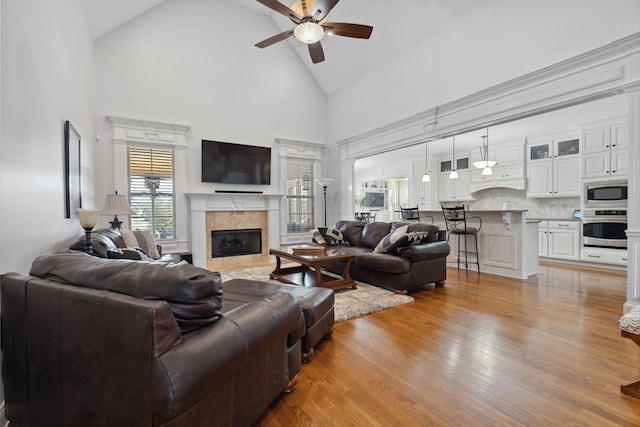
286,159 -> 315,233
128,147 -> 175,240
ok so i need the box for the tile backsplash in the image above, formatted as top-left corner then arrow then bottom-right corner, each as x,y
467,188 -> 580,219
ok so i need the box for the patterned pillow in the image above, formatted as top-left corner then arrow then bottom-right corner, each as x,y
107,248 -> 154,261
312,229 -> 327,245
323,227 -> 349,246
381,231 -> 430,254
373,225 -> 408,253
120,229 -> 161,259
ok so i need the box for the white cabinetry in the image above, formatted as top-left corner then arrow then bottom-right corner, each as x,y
412,159 -> 433,210
581,120 -> 628,179
581,247 -> 628,266
538,221 -> 549,257
469,140 -> 526,192
539,220 -> 580,260
438,155 -> 472,202
527,136 -> 581,198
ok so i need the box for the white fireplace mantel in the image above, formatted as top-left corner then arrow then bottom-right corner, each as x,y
186,192 -> 284,268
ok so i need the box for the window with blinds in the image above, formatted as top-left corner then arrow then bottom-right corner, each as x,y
128,147 -> 175,240
286,159 -> 315,233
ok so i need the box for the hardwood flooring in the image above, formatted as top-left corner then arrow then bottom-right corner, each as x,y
255,263 -> 640,426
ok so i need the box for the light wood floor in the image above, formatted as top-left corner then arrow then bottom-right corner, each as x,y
255,263 -> 640,426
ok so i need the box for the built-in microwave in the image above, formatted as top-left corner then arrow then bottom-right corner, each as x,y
584,180 -> 627,208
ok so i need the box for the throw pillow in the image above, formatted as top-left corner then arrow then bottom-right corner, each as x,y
381,231 -> 431,254
312,229 -> 328,245
373,225 -> 409,253
107,247 -> 154,261
324,227 -> 349,246
121,229 -> 161,259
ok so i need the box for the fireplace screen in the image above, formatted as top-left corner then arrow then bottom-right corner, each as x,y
211,228 -> 262,258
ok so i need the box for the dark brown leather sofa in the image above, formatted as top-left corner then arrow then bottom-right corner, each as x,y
1,251 -> 304,427
318,220 -> 450,293
69,228 -> 185,263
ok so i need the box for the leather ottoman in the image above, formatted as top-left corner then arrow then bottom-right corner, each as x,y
223,279 -> 335,362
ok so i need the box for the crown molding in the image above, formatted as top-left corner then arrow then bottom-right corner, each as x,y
337,31 -> 640,161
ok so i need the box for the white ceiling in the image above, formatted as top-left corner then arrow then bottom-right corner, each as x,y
83,0 -> 164,39
82,1 -> 630,170
83,0 -> 477,95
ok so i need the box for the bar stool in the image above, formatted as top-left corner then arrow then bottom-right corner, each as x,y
400,206 -> 434,223
441,205 -> 481,276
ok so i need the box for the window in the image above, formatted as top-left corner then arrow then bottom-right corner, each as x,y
128,147 -> 175,240
286,159 -> 315,233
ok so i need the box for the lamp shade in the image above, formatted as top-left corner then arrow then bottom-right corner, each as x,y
77,209 -> 99,229
294,22 -> 325,44
316,178 -> 334,188
102,194 -> 134,215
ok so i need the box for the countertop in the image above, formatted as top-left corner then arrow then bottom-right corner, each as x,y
420,209 -> 528,213
527,217 -> 581,221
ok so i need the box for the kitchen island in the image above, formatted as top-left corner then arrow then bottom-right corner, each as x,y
421,209 -> 538,279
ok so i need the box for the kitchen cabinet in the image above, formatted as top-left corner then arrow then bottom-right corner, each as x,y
412,159 -> 433,210
526,136 -> 580,198
581,247 -> 628,266
538,221 -> 549,257
581,120 -> 628,179
539,220 -> 580,260
438,155 -> 472,202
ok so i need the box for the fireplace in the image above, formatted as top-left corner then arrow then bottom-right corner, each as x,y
211,228 -> 262,258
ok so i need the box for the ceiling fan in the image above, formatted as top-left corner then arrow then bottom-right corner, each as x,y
254,0 -> 373,64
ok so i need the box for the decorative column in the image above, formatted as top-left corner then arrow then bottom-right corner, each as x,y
624,51 -> 640,312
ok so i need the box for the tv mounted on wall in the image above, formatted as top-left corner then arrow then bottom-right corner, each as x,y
364,192 -> 385,208
202,140 -> 271,185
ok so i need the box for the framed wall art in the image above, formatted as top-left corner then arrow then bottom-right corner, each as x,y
64,120 -> 81,218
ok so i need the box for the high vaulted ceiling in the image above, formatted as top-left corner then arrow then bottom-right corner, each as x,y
83,0 -> 633,167
83,0 -> 478,95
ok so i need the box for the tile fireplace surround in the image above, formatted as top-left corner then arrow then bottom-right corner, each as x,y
186,193 -> 283,270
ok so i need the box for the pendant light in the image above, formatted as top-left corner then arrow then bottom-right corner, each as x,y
421,141 -> 430,182
449,136 -> 459,180
473,128 -> 497,174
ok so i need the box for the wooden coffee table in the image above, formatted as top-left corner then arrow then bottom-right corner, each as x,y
269,247 -> 357,291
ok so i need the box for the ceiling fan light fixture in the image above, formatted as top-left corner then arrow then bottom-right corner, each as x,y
294,22 -> 325,44
482,166 -> 493,176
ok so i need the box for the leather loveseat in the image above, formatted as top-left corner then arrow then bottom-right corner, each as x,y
69,228 -> 185,263
316,220 -> 450,293
1,251 -> 304,427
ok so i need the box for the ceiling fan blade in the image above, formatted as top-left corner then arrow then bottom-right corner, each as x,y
311,0 -> 340,21
323,22 -> 373,39
308,41 -> 325,64
255,29 -> 294,48
300,0 -> 309,16
256,0 -> 302,23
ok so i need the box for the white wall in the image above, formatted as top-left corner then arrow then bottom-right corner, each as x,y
93,0 -> 327,217
325,0 -> 640,222
0,0 -> 96,275
0,0 -> 96,418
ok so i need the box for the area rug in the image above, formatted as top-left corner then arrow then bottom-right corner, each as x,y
220,265 -> 414,322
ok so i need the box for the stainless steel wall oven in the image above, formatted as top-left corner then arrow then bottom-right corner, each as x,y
582,208 -> 627,249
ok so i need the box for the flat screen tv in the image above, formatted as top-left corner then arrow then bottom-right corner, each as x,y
364,192 -> 385,208
202,140 -> 271,185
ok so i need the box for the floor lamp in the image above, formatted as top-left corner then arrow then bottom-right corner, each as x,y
316,178 -> 334,227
